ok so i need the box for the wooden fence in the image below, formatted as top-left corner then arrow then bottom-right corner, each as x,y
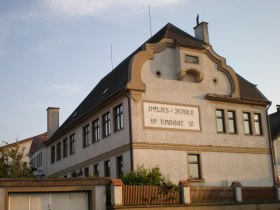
190,186 -> 234,203
110,180 -> 280,207
122,185 -> 180,206
242,187 -> 277,203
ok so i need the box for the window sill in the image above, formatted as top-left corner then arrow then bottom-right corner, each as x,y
188,178 -> 205,183
92,140 -> 100,144
114,127 -> 124,133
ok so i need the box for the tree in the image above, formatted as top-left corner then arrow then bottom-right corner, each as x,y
0,143 -> 34,178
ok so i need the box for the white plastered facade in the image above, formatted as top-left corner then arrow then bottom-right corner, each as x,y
129,45 -> 273,186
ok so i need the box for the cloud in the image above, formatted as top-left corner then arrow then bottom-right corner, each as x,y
45,0 -> 183,17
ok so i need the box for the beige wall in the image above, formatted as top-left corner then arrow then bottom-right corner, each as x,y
18,140 -> 32,163
130,46 -> 273,186
2,139 -> 32,164
133,149 -> 273,187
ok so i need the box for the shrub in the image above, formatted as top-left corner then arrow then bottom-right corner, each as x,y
121,165 -> 175,188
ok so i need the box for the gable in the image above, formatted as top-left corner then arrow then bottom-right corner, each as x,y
47,22 -> 269,143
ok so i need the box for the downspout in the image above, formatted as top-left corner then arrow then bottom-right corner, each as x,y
125,95 -> 134,171
266,102 -> 276,183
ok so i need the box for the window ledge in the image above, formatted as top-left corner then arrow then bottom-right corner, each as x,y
188,178 -> 205,183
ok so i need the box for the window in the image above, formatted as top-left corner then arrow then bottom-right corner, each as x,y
56,142 -> 61,161
70,133 -> 76,154
114,104 -> 124,132
216,110 -> 225,133
51,145 -> 55,164
92,119 -> 100,142
227,111 -> 237,134
63,138 -> 68,158
84,167 -> 89,177
35,155 -> 38,168
30,158 -> 34,168
94,164 -> 99,177
185,55 -> 199,64
104,160 -> 110,177
116,156 -> 123,178
83,124 -> 90,147
188,154 -> 202,180
36,153 -> 42,168
39,153 -> 42,167
102,112 -> 111,138
254,113 -> 262,135
243,112 -> 252,135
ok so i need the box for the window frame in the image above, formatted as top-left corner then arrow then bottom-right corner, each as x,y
56,142 -> 62,161
94,164 -> 99,177
51,145 -> 55,164
185,55 -> 199,64
104,160 -> 111,177
92,118 -> 100,143
63,138 -> 68,158
69,133 -> 76,155
216,109 -> 225,133
253,113 -> 263,136
38,153 -> 42,167
114,104 -> 124,132
102,112 -> 111,138
116,156 -> 123,178
243,112 -> 252,135
187,153 -> 203,181
83,124 -> 90,148
84,167 -> 89,177
227,110 -> 237,134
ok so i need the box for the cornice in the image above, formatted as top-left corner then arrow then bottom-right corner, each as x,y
132,142 -> 270,154
206,93 -> 270,107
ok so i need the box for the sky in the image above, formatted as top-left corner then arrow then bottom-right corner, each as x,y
1,0 -> 280,143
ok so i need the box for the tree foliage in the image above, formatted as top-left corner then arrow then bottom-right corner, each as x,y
121,165 -> 174,187
0,143 -> 34,178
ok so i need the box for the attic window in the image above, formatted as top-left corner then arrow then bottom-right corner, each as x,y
102,88 -> 108,95
185,55 -> 199,64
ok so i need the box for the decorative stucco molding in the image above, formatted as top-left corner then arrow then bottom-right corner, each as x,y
127,38 -> 241,101
177,68 -> 204,82
127,38 -> 175,101
203,45 -> 241,98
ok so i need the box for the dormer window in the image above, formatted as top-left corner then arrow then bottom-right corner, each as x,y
185,55 -> 199,64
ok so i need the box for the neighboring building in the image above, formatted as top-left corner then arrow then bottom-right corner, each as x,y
269,105 -> 280,178
31,20 -> 274,186
28,132 -> 48,176
0,136 -> 33,164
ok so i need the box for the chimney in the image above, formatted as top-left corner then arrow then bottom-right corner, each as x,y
277,105 -> 280,113
47,107 -> 60,139
193,15 -> 210,44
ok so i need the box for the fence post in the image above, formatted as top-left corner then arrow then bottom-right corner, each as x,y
231,181 -> 242,202
0,187 -> 4,210
274,182 -> 280,201
179,180 -> 191,204
111,179 -> 123,206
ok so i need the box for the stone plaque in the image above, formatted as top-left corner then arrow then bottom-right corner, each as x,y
143,102 -> 200,130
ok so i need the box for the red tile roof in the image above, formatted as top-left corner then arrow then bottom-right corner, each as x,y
28,132 -> 48,155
